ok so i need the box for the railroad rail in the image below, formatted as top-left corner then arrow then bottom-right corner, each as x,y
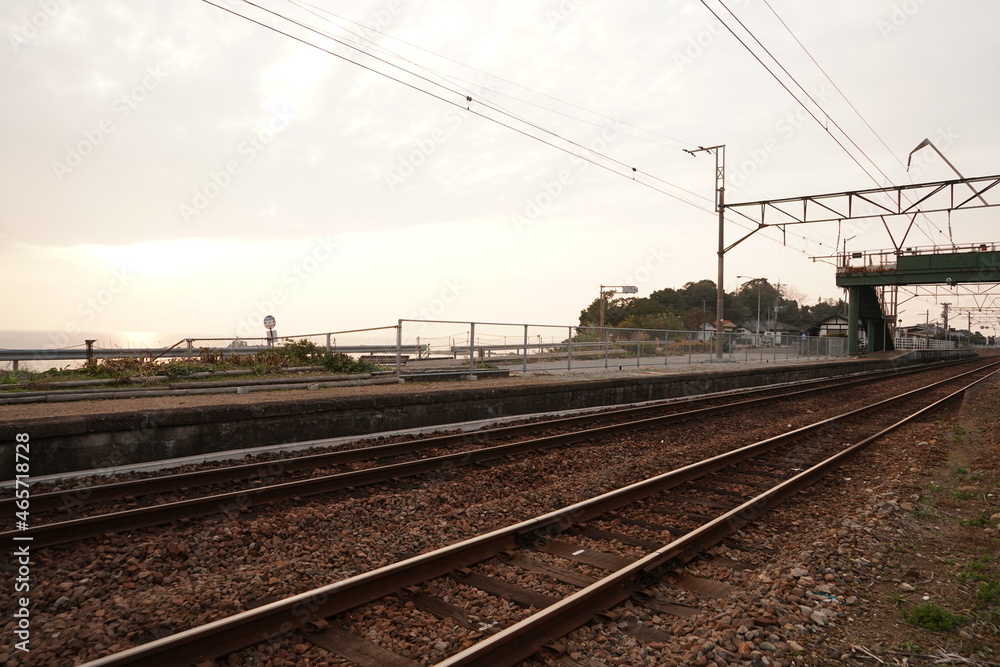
1,357 -> 952,513
4,358 -> 993,550
73,361 -> 999,666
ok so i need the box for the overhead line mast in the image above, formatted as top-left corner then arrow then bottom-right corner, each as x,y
684,145 -> 726,360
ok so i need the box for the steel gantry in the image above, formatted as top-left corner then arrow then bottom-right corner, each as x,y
723,174 -> 1000,253
718,174 -> 1000,355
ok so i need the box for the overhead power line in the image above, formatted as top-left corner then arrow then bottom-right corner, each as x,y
287,0 -> 698,151
706,0 -> 888,187
206,0 -> 832,255
760,0 -> 907,171
207,0 -> 713,205
704,0 -> 947,244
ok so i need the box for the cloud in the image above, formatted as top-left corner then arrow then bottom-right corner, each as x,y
3,0 -> 999,333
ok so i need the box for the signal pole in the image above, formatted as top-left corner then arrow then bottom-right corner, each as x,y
684,145 -> 726,359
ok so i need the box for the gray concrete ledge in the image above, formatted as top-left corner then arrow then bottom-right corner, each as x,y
0,350 -> 977,476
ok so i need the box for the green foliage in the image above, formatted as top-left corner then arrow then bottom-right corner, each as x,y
977,579 -> 1000,605
619,312 -> 684,331
159,362 -> 207,378
278,339 -> 324,364
1,371 -> 21,384
903,604 -> 963,632
958,556 -> 993,583
77,357 -> 151,379
2,340 -> 379,388
322,353 -> 376,374
579,278 -> 846,332
959,512 -> 991,526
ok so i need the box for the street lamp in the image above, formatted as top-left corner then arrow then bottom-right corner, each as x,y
598,285 -> 638,330
737,276 -> 763,345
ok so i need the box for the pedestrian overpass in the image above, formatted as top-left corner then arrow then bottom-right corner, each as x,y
835,243 -> 1000,354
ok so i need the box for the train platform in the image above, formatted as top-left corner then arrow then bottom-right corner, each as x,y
0,349 -> 979,477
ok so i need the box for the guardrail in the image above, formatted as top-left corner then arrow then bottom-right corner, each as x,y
0,326 -> 412,370
1,321 -> 859,376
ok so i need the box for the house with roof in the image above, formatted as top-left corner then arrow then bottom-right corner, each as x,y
741,318 -> 800,345
697,319 -> 739,341
810,312 -> 853,337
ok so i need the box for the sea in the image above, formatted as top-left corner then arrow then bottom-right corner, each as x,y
0,330 -> 222,371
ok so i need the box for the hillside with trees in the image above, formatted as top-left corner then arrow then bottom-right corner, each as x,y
580,279 -> 846,332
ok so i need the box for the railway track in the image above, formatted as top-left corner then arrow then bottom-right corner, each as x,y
74,359 -> 1000,666
3,358 -> 993,550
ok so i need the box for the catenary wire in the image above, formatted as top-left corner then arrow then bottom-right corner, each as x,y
709,0 -> 945,244
761,0 -> 906,171
240,0 -> 691,187
208,1 -> 826,255
758,0 -> 948,244
286,0 -> 698,151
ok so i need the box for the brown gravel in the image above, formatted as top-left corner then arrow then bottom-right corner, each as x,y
3,360 -> 997,666
533,372 -> 1000,666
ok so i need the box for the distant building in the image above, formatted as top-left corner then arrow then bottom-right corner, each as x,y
812,313 -> 852,337
739,318 -> 799,345
896,325 -> 935,349
698,319 -> 738,341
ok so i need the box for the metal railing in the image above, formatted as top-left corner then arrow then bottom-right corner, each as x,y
894,336 -> 958,350
0,326 -> 404,371
837,241 -> 999,273
396,319 -> 849,378
0,320 -> 860,376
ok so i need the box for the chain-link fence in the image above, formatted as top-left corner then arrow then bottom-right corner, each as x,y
396,319 -> 849,378
0,322 -> 853,373
181,326 -> 401,364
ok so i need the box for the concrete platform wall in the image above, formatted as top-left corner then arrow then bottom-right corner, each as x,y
0,351 -> 977,476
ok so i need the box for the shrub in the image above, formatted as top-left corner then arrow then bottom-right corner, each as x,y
903,604 -> 963,632
278,339 -> 324,364
322,353 -> 374,374
976,579 -> 1000,605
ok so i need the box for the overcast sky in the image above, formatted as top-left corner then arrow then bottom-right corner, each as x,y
2,0 -> 998,341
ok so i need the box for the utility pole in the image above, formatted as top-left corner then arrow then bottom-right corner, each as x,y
598,284 -> 637,342
942,302 -> 951,345
684,144 -> 726,359
737,276 -> 763,344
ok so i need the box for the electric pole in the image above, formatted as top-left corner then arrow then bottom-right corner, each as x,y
684,144 -> 726,359
942,302 -> 951,344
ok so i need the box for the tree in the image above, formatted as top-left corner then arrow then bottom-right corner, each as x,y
579,296 -> 663,329
734,278 -> 782,326
681,307 -> 711,331
619,312 -> 684,331
579,278 -> 844,333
